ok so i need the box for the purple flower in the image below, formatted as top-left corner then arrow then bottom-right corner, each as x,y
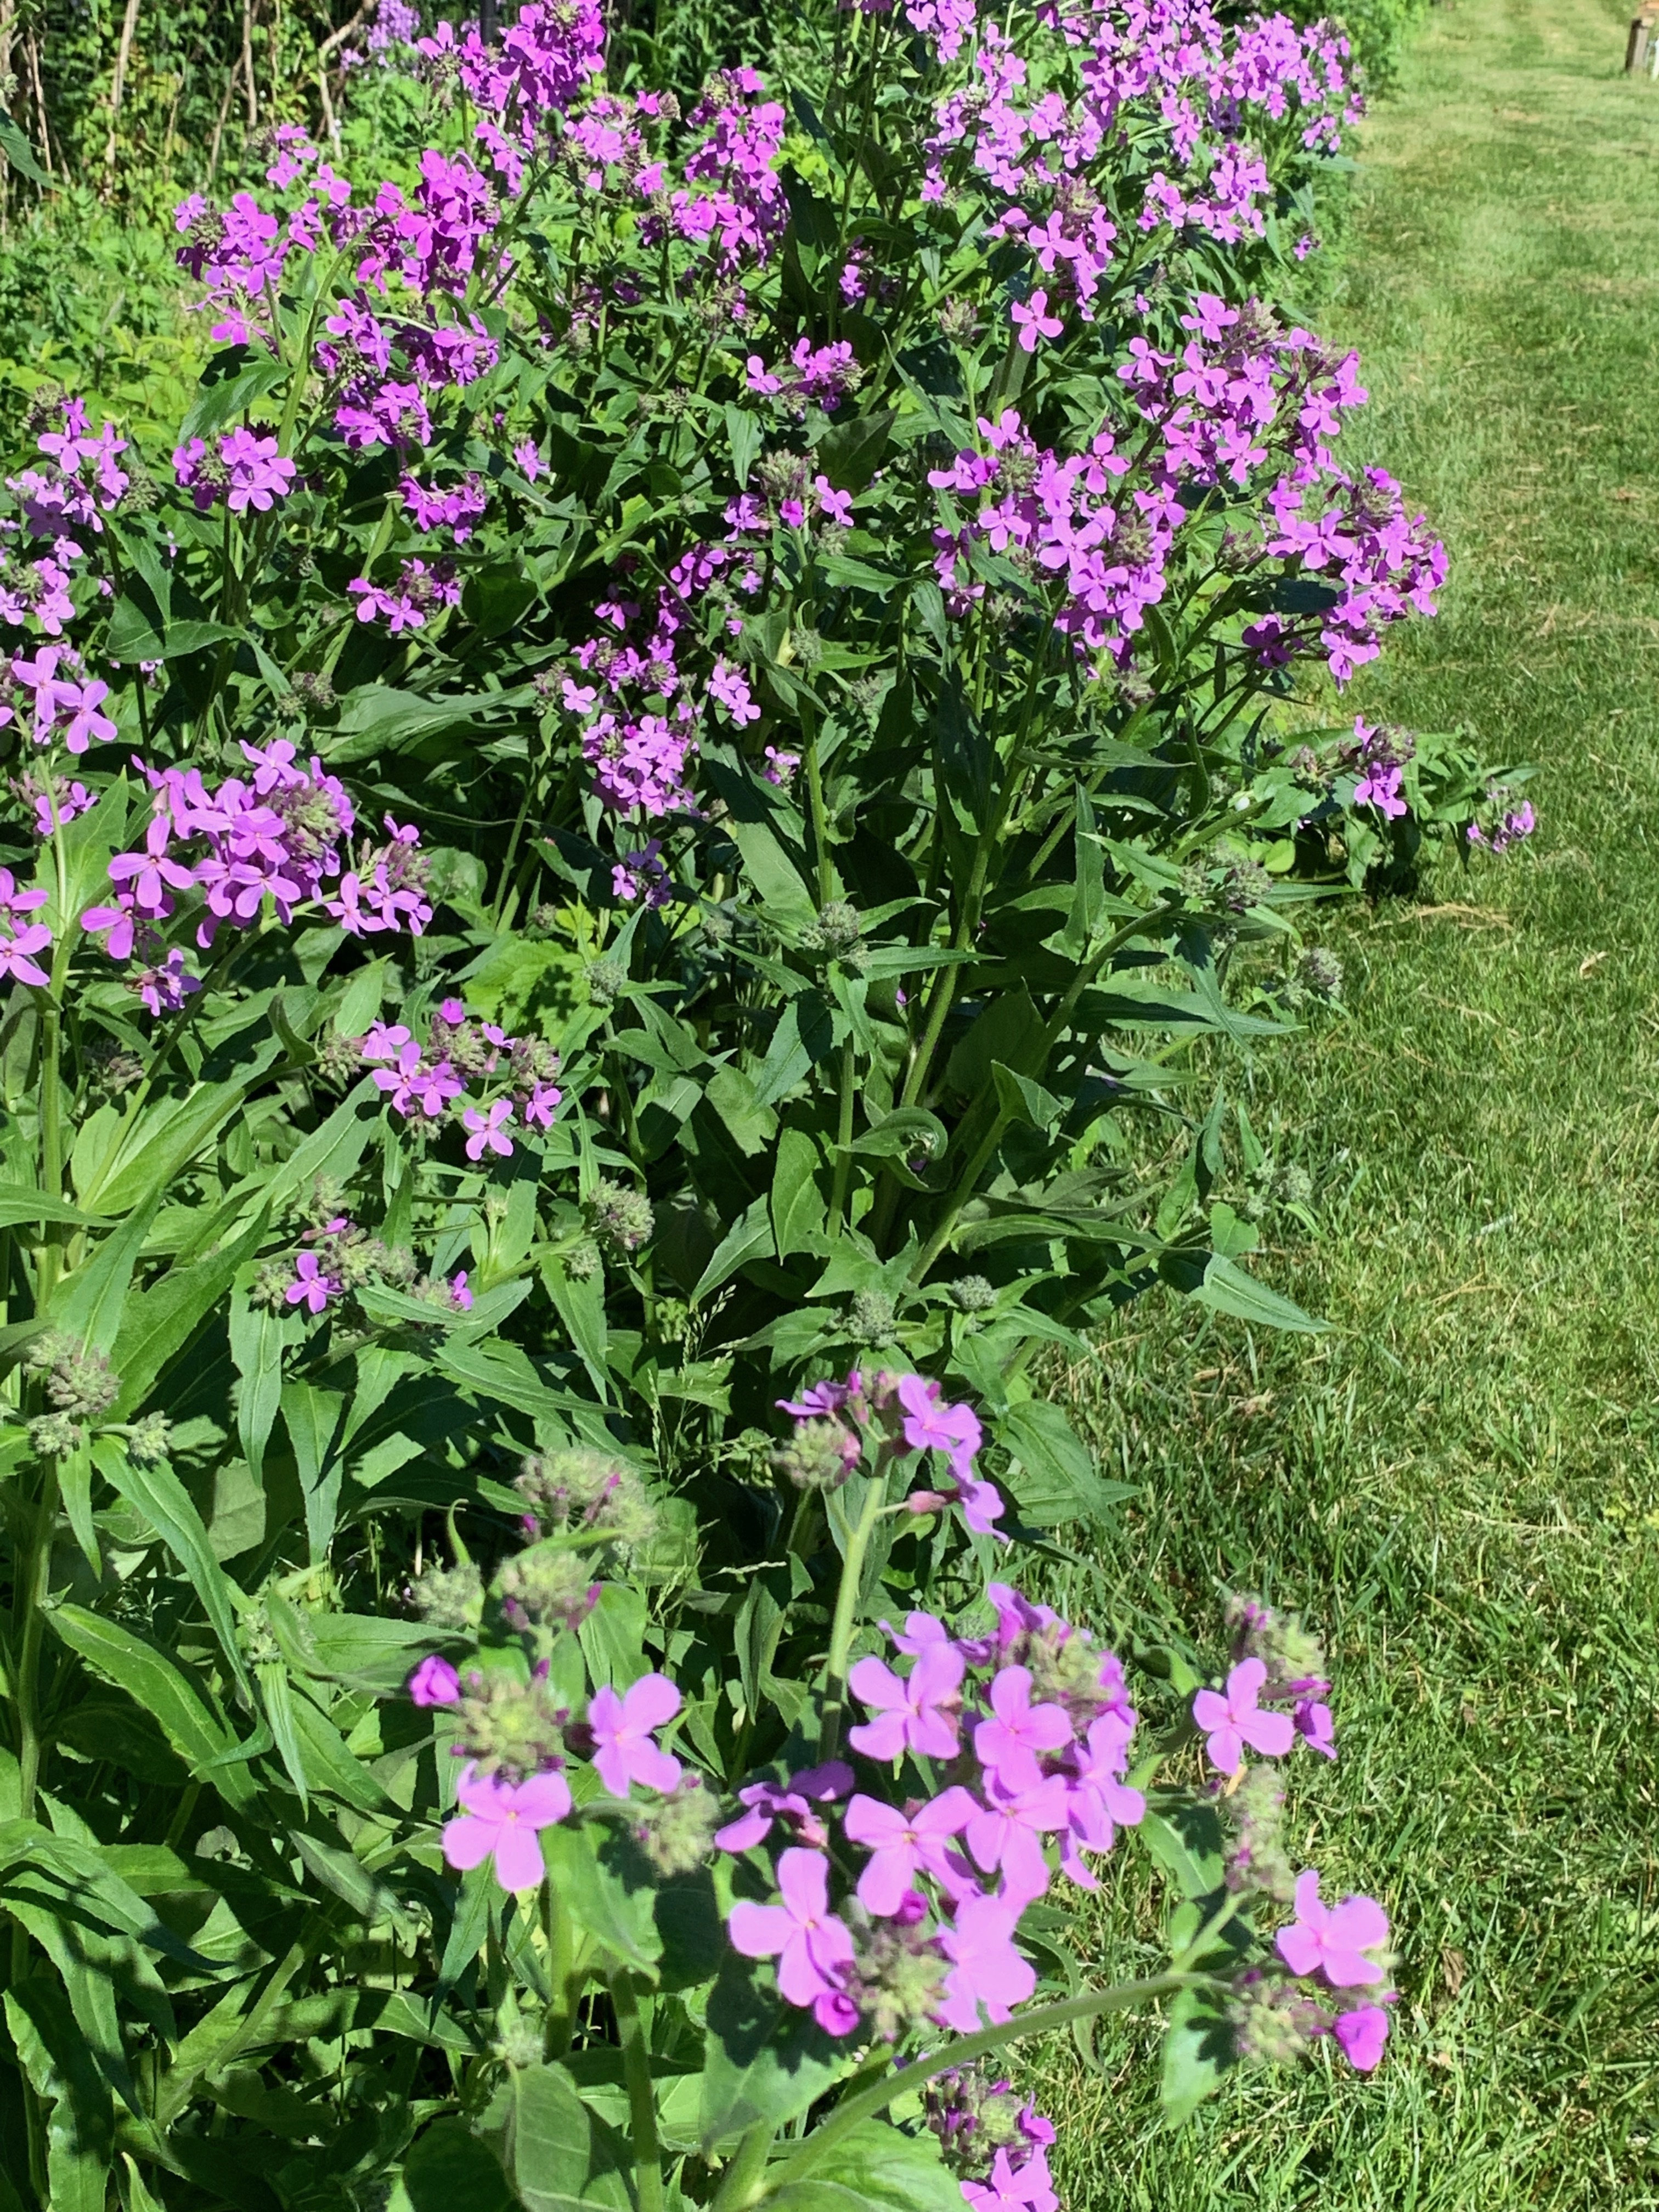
973,1666 -> 1072,1791
285,1251 -> 342,1315
727,1846 -> 857,2034
843,1787 -> 978,1914
896,1374 -> 982,1477
1294,1696 -> 1336,1758
935,1893 -> 1036,2032
1011,289 -> 1064,352
409,1654 -> 461,1707
442,1760 -> 571,1894
848,1640 -> 964,1762
1192,1657 -> 1296,1775
448,1270 -> 474,1313
715,1762 -> 853,1853
964,1771 -> 1069,1905
220,426 -> 296,515
462,1098 -> 515,1160
588,1673 -> 682,1796
962,2145 -> 1059,2212
1333,2001 -> 1392,2071
1276,1871 -> 1389,1988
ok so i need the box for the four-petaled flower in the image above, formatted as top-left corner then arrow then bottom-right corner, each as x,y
462,1098 -> 515,1160
973,1665 -> 1072,1791
1011,289 -> 1064,352
848,1640 -> 965,1762
1191,1657 -> 1296,1775
896,1374 -> 982,1478
588,1673 -> 682,1796
1275,1870 -> 1389,1988
844,1787 -> 978,1915
442,1760 -> 571,1893
727,1846 -> 857,2035
285,1251 -> 342,1314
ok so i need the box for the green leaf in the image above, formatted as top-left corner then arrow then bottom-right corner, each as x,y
463,563 -> 538,637
1136,1801 -> 1226,1902
46,1194 -> 161,1354
540,1825 -> 662,1977
478,2061 -> 635,2212
396,2119 -> 517,2212
1192,1253 -> 1325,1334
771,1128 -> 827,1258
110,1204 -> 273,1417
726,403 -> 764,492
991,1063 -> 1063,1132
230,1288 -> 289,1485
0,1184 -> 103,1227
1159,1984 -> 1234,2122
849,1107 -> 948,1160
699,1957 -> 851,2155
91,1439 -> 251,1692
280,1380 -> 346,1565
0,109 -> 52,189
5,1979 -> 113,2212
86,1075 -> 266,1220
995,1400 -> 1118,1527
768,2121 -> 962,2212
178,358 -> 290,442
541,1256 -> 610,1401
704,1064 -> 779,1158
326,684 -> 531,766
284,1611 -> 432,1692
47,1606 -> 256,1807
693,1194 -> 775,1303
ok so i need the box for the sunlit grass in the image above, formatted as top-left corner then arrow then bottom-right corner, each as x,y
1028,0 -> 1659,2199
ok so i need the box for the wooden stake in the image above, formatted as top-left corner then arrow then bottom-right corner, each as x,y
104,0 -> 143,193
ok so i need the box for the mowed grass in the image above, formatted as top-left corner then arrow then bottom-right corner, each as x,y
1026,0 -> 1659,2202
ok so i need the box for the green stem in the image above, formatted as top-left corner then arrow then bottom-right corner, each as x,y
762,1976 -> 1211,2202
609,1969 -> 665,2212
804,723 -> 833,908
817,1472 -> 888,1763
11,1460 -> 60,1993
826,1036 -> 856,1238
713,2122 -> 776,2212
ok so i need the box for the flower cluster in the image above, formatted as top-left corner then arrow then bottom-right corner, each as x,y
1192,1592 -> 1335,1770
81,740 -> 430,977
724,1583 -> 1144,2041
173,427 -> 296,515
356,997 -> 563,1158
0,645 -> 119,752
774,1369 -> 1005,1537
927,2070 -> 1059,2212
1,396 -> 129,642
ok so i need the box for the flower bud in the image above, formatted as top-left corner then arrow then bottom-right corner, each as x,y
1226,1967 -> 1328,2064
453,1668 -> 569,1782
771,1416 -> 860,1492
950,1274 -> 997,1313
633,1773 -> 720,1875
498,1547 -> 601,1633
588,1177 -> 654,1254
408,1559 -> 484,1632
847,1289 -> 898,1345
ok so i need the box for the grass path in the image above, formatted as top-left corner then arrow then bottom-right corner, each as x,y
1033,0 -> 1659,2202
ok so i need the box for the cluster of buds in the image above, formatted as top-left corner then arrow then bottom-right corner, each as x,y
516,1447 -> 659,1551
25,1331 -> 120,1455
585,1177 -> 654,1256
772,1370 -> 1004,1537
408,1558 -> 484,1631
843,1896 -> 950,2042
631,1771 -> 720,1876
498,1544 -> 600,1634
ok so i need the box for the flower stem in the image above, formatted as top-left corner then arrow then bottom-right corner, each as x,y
609,1968 -> 665,2212
763,1974 -> 1213,2202
818,1472 -> 888,1763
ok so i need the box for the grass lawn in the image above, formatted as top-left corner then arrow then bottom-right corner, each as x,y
1029,0 -> 1659,2200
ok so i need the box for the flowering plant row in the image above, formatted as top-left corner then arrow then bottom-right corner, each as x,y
0,0 -> 1511,2203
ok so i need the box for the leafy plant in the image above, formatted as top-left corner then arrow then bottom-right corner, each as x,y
0,0 -> 1523,2203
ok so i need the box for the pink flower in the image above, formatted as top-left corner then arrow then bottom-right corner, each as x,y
442,1760 -> 571,1893
973,1666 -> 1071,1791
409,1655 -> 461,1707
588,1673 -> 682,1796
727,1846 -> 857,2035
219,426 -> 296,515
715,1762 -> 853,1853
1295,1697 -> 1336,1758
462,1098 -> 515,1160
1275,1870 -> 1389,1988
847,1640 -> 964,1762
896,1374 -> 981,1478
934,1893 -> 1036,2032
1191,1657 -> 1296,1775
963,1770 -> 1069,1905
285,1250 -> 342,1314
1011,290 -> 1064,352
843,1787 -> 978,1915
448,1270 -> 474,1312
813,474 -> 854,527
1333,2001 -> 1392,2071
962,2144 -> 1059,2212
